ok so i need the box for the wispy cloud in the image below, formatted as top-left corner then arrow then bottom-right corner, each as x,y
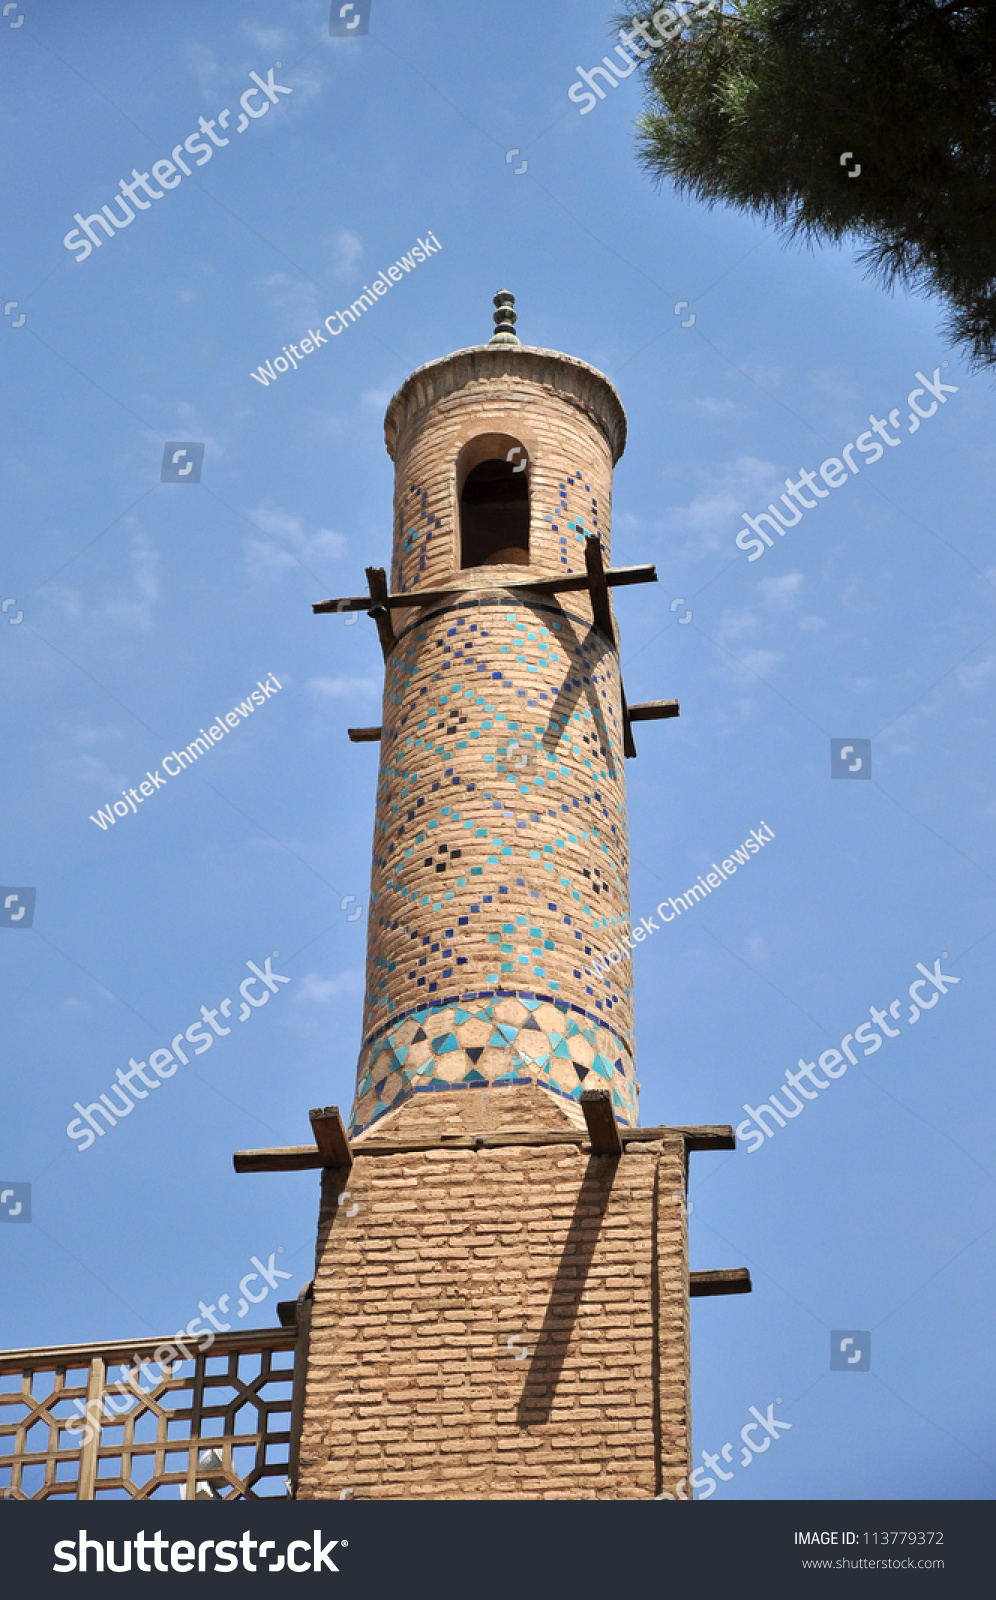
307,675 -> 381,699
240,22 -> 293,54
293,969 -> 364,1005
757,572 -> 804,607
47,525 -> 160,634
241,503 -> 348,580
260,271 -> 320,329
186,42 -> 218,94
664,455 -> 786,557
329,229 -> 363,278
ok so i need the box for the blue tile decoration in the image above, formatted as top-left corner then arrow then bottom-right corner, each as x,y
350,457 -> 639,1137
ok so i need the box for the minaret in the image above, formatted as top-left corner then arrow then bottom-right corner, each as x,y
343,291 -> 646,1138
256,295 -> 749,1501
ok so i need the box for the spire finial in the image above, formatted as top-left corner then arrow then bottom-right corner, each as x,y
489,289 -> 520,346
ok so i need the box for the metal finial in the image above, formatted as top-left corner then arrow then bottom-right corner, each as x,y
489,289 -> 520,346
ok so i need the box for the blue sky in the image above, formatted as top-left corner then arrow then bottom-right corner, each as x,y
1,0 -> 993,1501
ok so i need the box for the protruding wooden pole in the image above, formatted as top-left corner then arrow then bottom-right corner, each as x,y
579,1088 -> 623,1156
584,534 -> 616,647
308,1105 -> 352,1170
689,1269 -> 752,1297
628,700 -> 680,721
365,566 -> 396,661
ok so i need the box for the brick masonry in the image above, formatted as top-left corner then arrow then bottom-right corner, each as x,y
353,345 -> 640,1138
296,1087 -> 691,1500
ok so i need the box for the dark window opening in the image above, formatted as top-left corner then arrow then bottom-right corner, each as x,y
460,458 -> 529,568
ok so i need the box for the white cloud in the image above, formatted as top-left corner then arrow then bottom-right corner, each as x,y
294,969 -> 364,1005
958,654 -> 996,693
47,525 -> 160,634
690,397 -> 741,419
240,23 -> 292,53
329,229 -> 363,278
307,675 -> 381,699
241,503 -> 348,580
60,751 -> 128,791
738,649 -> 784,678
757,572 -> 804,607
716,605 -> 760,643
260,271 -> 319,329
665,455 -> 786,556
187,43 -> 218,94
362,387 -> 394,409
283,61 -> 323,109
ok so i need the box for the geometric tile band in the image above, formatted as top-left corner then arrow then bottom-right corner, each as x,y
351,992 -> 636,1136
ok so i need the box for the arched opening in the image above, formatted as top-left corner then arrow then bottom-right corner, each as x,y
458,434 -> 530,568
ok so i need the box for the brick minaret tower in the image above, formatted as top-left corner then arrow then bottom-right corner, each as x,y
237,294 -> 748,1499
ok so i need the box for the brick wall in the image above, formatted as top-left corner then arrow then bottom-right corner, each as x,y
296,1088 -> 691,1500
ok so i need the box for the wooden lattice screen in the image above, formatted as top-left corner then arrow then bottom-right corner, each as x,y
0,1326 -> 299,1500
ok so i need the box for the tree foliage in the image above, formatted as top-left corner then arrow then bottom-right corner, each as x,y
627,1 -> 996,367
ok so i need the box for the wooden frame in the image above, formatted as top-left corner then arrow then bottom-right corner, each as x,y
0,1328 -> 296,1501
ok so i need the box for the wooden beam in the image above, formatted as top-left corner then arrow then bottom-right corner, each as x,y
0,1326 -> 294,1375
312,563 -> 658,616
579,1088 -> 623,1156
584,535 -> 615,646
309,1105 -> 352,1170
619,682 -> 638,760
233,1122 -> 737,1168
354,1123 -> 737,1155
347,727 -> 382,742
365,566 -> 396,661
233,1145 -> 323,1174
689,1268 -> 752,1298
676,1125 -> 736,1151
628,700 -> 680,722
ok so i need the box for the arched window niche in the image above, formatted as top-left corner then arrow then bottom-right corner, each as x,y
457,433 -> 530,568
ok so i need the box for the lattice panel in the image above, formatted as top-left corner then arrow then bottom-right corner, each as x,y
0,1328 -> 296,1500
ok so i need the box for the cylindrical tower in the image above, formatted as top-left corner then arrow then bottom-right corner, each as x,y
350,295 -> 637,1138
289,296 -> 742,1504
